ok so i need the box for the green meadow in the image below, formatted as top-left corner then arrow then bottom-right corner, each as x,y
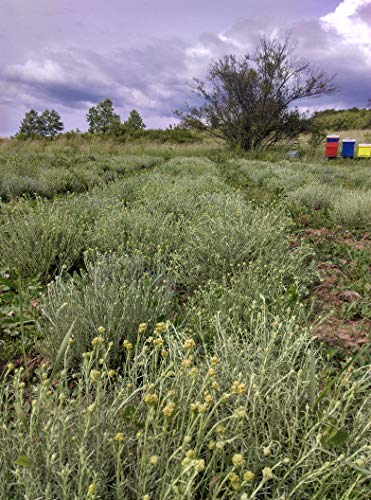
0,141 -> 370,499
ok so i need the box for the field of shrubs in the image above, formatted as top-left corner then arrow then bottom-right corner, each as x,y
0,147 -> 370,498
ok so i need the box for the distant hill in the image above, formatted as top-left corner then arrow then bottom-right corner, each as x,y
313,108 -> 371,130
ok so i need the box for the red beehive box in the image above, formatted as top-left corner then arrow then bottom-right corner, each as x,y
325,135 -> 340,158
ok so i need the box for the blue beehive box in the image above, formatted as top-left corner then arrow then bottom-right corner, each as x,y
341,139 -> 356,158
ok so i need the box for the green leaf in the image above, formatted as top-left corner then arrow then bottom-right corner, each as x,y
327,429 -> 349,447
14,455 -> 32,467
49,320 -> 76,382
0,275 -> 17,290
122,405 -> 136,421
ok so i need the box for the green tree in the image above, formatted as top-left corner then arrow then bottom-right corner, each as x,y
175,35 -> 336,150
86,98 -> 121,134
17,109 -> 43,138
39,109 -> 64,137
123,109 -> 146,132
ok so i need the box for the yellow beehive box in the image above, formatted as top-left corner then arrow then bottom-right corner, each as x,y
357,144 -> 371,158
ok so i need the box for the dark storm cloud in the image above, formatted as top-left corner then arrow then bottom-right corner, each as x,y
0,0 -> 370,135
0,38 -> 194,130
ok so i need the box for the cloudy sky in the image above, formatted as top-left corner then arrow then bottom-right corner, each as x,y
1,0 -> 371,136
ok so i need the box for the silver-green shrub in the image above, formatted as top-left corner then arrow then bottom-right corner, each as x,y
40,253 -> 174,366
287,183 -> 340,210
0,197 -> 89,279
330,190 -> 371,229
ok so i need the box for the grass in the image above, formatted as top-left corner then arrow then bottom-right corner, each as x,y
0,145 -> 370,498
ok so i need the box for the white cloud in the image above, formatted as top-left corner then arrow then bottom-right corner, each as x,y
320,0 -> 371,57
4,59 -> 66,84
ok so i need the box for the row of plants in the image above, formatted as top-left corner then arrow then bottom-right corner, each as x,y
0,156 -> 370,498
0,153 -> 162,200
234,160 -> 371,230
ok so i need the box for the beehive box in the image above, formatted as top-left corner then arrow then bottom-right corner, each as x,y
325,135 -> 340,158
357,144 -> 371,158
341,139 -> 356,158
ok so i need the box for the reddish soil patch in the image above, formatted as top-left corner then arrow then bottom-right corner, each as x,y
314,318 -> 370,350
302,228 -> 371,249
303,229 -> 371,351
342,233 -> 371,251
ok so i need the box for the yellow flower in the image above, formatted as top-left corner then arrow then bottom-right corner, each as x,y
262,467 -> 274,480
216,425 -> 226,435
142,495 -> 150,500
154,322 -> 167,335
234,407 -> 246,419
90,369 -> 100,383
231,381 -> 246,394
232,454 -> 245,467
263,446 -> 271,456
6,363 -> 15,371
186,449 -> 196,459
210,356 -> 219,366
87,403 -> 96,413
204,393 -> 213,404
91,336 -> 104,346
150,455 -> 159,465
97,326 -> 105,335
162,402 -> 176,418
108,369 -> 116,378
182,357 -> 192,368
68,337 -> 74,345
123,339 -> 133,351
208,368 -> 216,377
87,483 -> 96,496
182,338 -> 196,351
161,349 -> 169,358
114,432 -> 125,442
194,459 -> 205,472
208,440 -> 216,450
138,323 -> 147,334
189,402 -> 198,412
211,381 -> 219,390
144,393 -> 158,405
198,403 -> 208,414
243,470 -> 255,481
228,472 -> 240,489
152,337 -> 164,347
189,367 -> 198,378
